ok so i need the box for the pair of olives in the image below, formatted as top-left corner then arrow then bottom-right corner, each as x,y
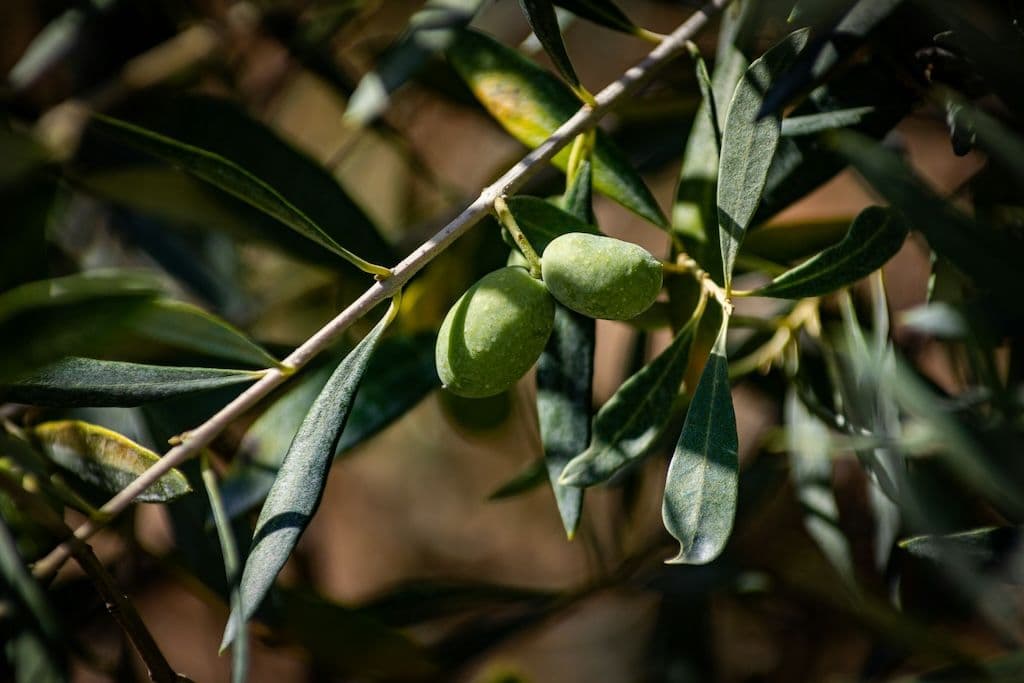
436,232 -> 663,397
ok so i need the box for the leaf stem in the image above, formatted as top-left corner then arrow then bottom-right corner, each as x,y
494,195 -> 544,278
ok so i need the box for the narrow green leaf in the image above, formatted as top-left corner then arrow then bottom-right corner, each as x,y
901,527 -> 1024,584
505,195 -> 599,254
219,333 -> 438,520
758,0 -> 905,117
672,0 -> 754,282
200,457 -> 248,682
0,270 -> 160,322
128,299 -> 278,369
780,106 -> 876,136
663,320 -> 738,565
2,357 -> 263,407
5,627 -> 68,683
89,114 -> 387,276
553,0 -> 644,37
345,0 -> 486,126
447,29 -> 667,227
560,316 -> 697,488
31,420 -> 191,502
0,517 -> 62,644
943,92 -> 1024,188
755,206 -> 907,298
785,389 -> 856,588
223,310 -> 391,648
830,131 -> 1019,297
718,29 -> 809,288
519,0 -> 581,88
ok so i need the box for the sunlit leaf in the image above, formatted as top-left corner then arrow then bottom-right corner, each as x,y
447,29 -> 667,227
346,0 -> 486,126
663,320 -> 738,565
780,106 -> 876,136
553,0 -> 646,37
718,29 -> 809,288
88,114 -> 385,274
2,357 -> 263,407
901,527 -> 1024,584
519,0 -> 581,88
31,420 -> 191,502
560,314 -> 697,488
224,309 -> 391,648
754,206 -> 907,298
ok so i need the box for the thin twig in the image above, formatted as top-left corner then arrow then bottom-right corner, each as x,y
31,0 -> 731,580
0,472 -> 186,683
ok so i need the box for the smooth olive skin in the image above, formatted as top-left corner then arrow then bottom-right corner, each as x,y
541,233 -> 663,320
436,266 -> 555,398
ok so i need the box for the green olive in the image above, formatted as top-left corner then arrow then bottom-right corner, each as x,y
436,266 -> 555,398
541,233 -> 663,320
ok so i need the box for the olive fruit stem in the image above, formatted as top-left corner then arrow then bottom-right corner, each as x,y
494,196 -> 543,278
565,129 -> 596,188
32,0 -> 731,579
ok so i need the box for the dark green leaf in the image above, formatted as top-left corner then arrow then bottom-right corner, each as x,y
5,629 -> 67,683
560,315 -> 697,488
30,419 -> 191,502
0,271 -> 160,382
345,0 -> 486,126
562,158 -> 594,223
718,29 -> 809,288
219,333 -> 438,520
2,357 -> 263,407
519,0 -> 580,88
672,0 -> 754,281
943,93 -> 1024,189
224,309 -> 391,647
830,131 -> 1018,298
758,0 -> 905,117
552,0 -> 643,36
780,106 -> 876,136
505,195 -> 599,254
200,458 -> 248,682
128,299 -> 278,369
0,178 -> 54,291
0,517 -> 61,644
447,29 -> 667,227
786,389 -> 856,588
755,206 -> 907,298
663,321 -> 738,565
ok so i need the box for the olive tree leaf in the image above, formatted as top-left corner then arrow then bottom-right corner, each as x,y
560,315 -> 697,488
345,0 -> 486,126
672,0 -> 755,282
780,106 -> 876,136
505,195 -> 599,254
829,131 -> 1019,299
218,333 -> 438,520
30,420 -> 191,502
518,0 -> 581,89
199,457 -> 248,682
900,527 -> 1024,584
447,28 -> 667,227
223,310 -> 391,648
88,113 -> 388,276
718,28 -> 809,289
754,206 -> 907,298
785,388 -> 856,589
663,320 -> 738,565
128,299 -> 278,369
488,458 -> 548,500
1,357 -> 264,407
758,0 -> 906,117
535,165 -> 595,538
552,0 -> 645,37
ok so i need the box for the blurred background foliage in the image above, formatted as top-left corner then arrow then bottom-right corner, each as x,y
2,0 -> 1024,681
